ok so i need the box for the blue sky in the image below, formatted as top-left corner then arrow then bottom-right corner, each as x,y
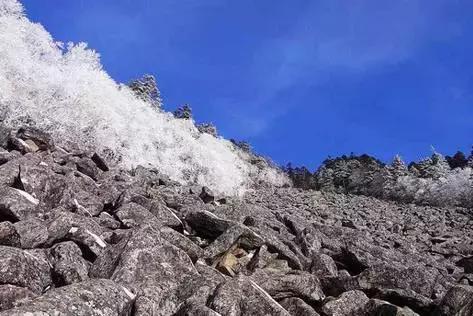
22,0 -> 473,169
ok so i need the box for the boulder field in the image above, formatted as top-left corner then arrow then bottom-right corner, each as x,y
0,126 -> 472,315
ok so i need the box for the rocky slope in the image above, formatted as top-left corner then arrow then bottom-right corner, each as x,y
0,126 -> 472,316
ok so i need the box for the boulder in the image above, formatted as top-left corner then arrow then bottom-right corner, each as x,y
15,127 -> 54,151
91,152 -> 109,172
250,268 -> 325,303
111,225 -> 199,314
321,290 -> 369,316
0,284 -> 37,312
186,210 -> 234,239
199,186 -> 215,203
76,157 -> 99,181
114,202 -> 162,228
0,246 -> 51,294
159,226 -> 204,262
0,187 -> 39,222
279,297 -> 321,316
0,279 -> 134,316
0,221 -> 20,247
435,285 -> 473,316
50,241 -> 89,286
13,218 -> 48,248
364,299 -> 420,316
45,212 -> 108,259
209,276 -> 291,316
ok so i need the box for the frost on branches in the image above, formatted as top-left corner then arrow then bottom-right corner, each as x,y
0,0 -> 289,195
312,153 -> 473,208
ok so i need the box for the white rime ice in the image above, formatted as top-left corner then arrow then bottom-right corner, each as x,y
0,0 -> 289,195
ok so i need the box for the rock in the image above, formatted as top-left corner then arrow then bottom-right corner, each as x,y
186,210 -> 234,239
209,276 -> 291,316
457,256 -> 473,274
95,212 -> 121,229
322,290 -> 369,316
311,253 -> 338,277
203,224 -> 264,259
199,186 -> 215,203
0,279 -> 135,316
0,187 -> 39,222
13,218 -> 48,248
89,235 -> 129,279
76,157 -> 99,180
50,241 -> 89,286
0,221 -> 20,247
159,226 -> 204,262
111,225 -> 199,314
0,246 -> 51,294
15,127 -> 54,151
357,263 -> 439,300
435,285 -> 473,316
91,152 -> 109,171
0,284 -> 37,312
279,297 -> 321,316
364,299 -> 420,316
148,200 -> 183,228
114,202 -> 162,228
250,268 -> 325,303
45,212 -> 108,259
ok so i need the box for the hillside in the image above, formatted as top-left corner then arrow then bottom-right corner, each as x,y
0,127 -> 472,315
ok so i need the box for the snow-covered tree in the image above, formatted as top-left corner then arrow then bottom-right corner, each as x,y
128,74 -> 162,109
0,0 -> 289,195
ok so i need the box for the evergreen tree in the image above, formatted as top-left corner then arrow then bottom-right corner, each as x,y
173,104 -> 193,119
128,74 -> 162,109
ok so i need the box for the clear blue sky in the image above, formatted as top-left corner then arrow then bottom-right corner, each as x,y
22,0 -> 473,169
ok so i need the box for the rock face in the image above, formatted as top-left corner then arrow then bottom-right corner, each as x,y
0,127 -> 471,315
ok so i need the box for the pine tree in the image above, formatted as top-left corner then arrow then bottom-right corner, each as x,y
128,74 -> 162,109
173,104 -> 193,119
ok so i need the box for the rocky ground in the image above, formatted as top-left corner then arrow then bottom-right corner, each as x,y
0,126 -> 472,316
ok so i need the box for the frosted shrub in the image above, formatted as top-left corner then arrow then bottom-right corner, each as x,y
0,0 -> 289,195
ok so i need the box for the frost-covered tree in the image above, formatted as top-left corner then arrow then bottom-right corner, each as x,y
128,74 -> 162,109
173,104 -> 193,120
197,123 -> 218,137
0,0 -> 289,195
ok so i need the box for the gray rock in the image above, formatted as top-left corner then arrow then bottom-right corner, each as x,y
91,152 -> 109,171
95,211 -> 121,229
186,210 -> 234,239
89,234 -> 129,279
203,224 -> 264,259
45,212 -> 108,258
0,279 -> 135,316
457,256 -> 473,274
364,299 -> 420,316
209,276 -> 291,316
159,226 -> 204,262
311,253 -> 338,277
435,285 -> 473,316
76,157 -> 99,181
50,241 -> 89,286
0,284 -> 37,312
0,221 -> 20,247
111,225 -> 198,314
115,202 -> 162,228
0,246 -> 51,294
16,127 -> 54,152
250,268 -> 325,303
322,290 -> 369,316
199,186 -> 215,203
0,187 -> 39,222
279,297 -> 320,316
13,218 -> 48,248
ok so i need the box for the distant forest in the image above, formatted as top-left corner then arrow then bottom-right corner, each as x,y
283,149 -> 473,208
